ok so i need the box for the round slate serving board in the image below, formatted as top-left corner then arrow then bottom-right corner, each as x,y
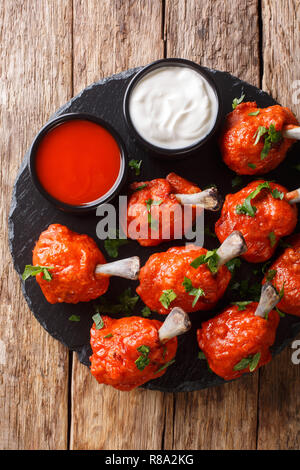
9,66 -> 300,392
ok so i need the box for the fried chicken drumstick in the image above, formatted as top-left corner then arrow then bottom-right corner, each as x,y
23,224 -> 140,304
90,307 -> 191,390
220,101 -> 299,174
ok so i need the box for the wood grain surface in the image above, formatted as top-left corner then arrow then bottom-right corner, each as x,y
1,0 -> 299,450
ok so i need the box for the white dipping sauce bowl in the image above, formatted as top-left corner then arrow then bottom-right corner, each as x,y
123,58 -> 222,159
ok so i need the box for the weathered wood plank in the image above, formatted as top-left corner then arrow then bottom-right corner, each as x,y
0,0 -> 72,449
163,0 -> 260,450
258,0 -> 300,450
70,0 -> 165,450
165,0 -> 260,85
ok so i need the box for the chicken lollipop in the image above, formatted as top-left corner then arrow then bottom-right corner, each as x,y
220,101 -> 299,174
263,234 -> 300,317
90,307 -> 191,391
215,180 -> 298,263
125,172 -> 221,247
22,224 -> 140,304
197,283 -> 280,380
137,231 -> 247,315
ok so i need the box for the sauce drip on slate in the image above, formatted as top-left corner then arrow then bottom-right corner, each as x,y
35,120 -> 121,205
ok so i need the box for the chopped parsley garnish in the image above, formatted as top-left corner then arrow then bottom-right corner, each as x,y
22,264 -> 54,282
247,163 -> 256,169
275,307 -> 285,318
69,315 -> 80,322
94,288 -> 139,316
233,352 -> 261,372
135,345 -> 150,371
133,184 -> 148,192
190,249 -> 220,274
232,175 -> 243,188
159,289 -> 177,309
204,225 -> 217,238
231,301 -> 252,311
141,306 -> 151,317
265,269 -> 277,281
198,351 -> 206,360
129,159 -> 142,176
232,94 -> 245,109
104,333 -> 113,339
248,110 -> 260,116
253,124 -> 282,160
104,229 -> 129,258
268,231 -> 277,247
182,276 -> 205,307
146,198 -> 162,229
271,188 -> 284,199
155,359 -> 175,374
235,181 -> 271,217
226,258 -> 241,273
92,312 -> 104,330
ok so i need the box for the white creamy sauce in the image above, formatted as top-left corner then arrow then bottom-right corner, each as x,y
129,66 -> 219,149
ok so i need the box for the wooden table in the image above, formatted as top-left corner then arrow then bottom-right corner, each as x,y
1,0 -> 299,450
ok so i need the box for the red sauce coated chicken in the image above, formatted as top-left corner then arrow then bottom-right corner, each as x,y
197,301 -> 279,380
90,315 -> 178,391
137,243 -> 235,315
215,180 -> 297,263
125,172 -> 201,247
263,234 -> 300,317
220,102 -> 299,174
32,224 -> 109,303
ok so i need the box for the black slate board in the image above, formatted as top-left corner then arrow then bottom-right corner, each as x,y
8,66 -> 300,392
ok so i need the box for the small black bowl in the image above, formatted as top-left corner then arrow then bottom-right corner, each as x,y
123,58 -> 222,159
28,113 -> 128,213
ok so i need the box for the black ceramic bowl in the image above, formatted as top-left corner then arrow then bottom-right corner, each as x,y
123,58 -> 222,159
28,113 -> 127,213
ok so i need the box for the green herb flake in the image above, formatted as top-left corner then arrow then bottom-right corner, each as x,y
92,313 -> 104,330
248,110 -> 260,116
232,176 -> 243,188
104,229 -> 128,258
146,198 -> 162,228
204,226 -> 217,238
68,315 -> 80,322
234,352 -> 261,372
253,126 -> 268,145
231,301 -> 252,311
249,352 -> 261,372
235,181 -> 271,217
266,269 -> 277,281
182,276 -> 205,307
155,359 -> 175,374
190,249 -> 220,274
129,159 -> 142,176
268,231 -> 277,248
141,306 -> 151,318
94,288 -> 139,317
276,307 -> 285,318
247,163 -> 257,169
226,258 -> 241,274
159,289 -> 177,309
198,351 -> 206,360
104,333 -> 113,339
135,345 -> 151,371
22,264 -> 54,282
133,184 -> 148,192
232,94 -> 245,109
271,188 -> 284,200
253,124 -> 282,160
